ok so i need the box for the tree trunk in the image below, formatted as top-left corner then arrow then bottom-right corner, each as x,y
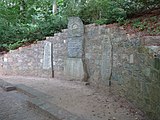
52,0 -> 57,14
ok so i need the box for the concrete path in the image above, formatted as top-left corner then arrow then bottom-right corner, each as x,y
0,75 -> 148,120
0,87 -> 53,120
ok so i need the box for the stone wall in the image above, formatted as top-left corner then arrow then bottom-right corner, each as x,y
84,24 -> 160,120
0,22 -> 160,119
47,29 -> 67,76
0,29 -> 67,77
119,36 -> 160,120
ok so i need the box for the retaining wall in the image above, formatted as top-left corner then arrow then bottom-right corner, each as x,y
0,23 -> 160,119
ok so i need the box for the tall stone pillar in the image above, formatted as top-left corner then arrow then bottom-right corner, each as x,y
64,17 -> 88,81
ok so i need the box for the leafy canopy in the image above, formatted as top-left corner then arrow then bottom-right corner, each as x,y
0,0 -> 160,51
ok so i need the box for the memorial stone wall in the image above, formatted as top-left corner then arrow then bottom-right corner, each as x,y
0,19 -> 160,119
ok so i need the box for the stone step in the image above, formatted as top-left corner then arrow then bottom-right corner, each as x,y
15,84 -> 88,120
28,97 -> 87,120
3,85 -> 16,92
16,84 -> 52,99
0,79 -> 16,92
0,80 -> 89,120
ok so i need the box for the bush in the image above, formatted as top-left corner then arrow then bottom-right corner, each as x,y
118,0 -> 160,17
1,0 -> 160,51
0,15 -> 67,51
0,0 -> 67,51
63,0 -> 160,24
63,0 -> 127,24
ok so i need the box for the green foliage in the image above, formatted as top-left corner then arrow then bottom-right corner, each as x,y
0,0 -> 67,51
0,0 -> 160,51
131,16 -> 160,34
63,0 -> 127,24
124,14 -> 160,35
118,0 -> 160,16
63,0 -> 160,24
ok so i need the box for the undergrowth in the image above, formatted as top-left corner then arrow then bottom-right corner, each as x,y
122,11 -> 160,36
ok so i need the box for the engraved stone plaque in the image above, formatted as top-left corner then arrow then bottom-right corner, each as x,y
67,36 -> 84,58
67,17 -> 84,58
64,17 -> 88,81
43,42 -> 52,69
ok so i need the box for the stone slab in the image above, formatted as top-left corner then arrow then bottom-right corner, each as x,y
43,41 -> 52,69
16,84 -> 53,99
67,17 -> 84,58
68,17 -> 84,37
1,81 -> 78,120
67,36 -> 84,58
3,85 -> 16,92
0,88 -> 53,120
142,36 -> 160,46
64,58 -> 87,81
28,97 -> 88,120
0,79 -> 16,91
101,36 -> 112,84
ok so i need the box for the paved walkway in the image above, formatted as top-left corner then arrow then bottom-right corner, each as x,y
0,75 -> 148,120
0,87 -> 53,120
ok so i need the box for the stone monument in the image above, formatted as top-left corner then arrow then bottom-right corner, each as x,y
101,36 -> 112,84
64,17 -> 88,81
43,42 -> 52,69
43,41 -> 54,78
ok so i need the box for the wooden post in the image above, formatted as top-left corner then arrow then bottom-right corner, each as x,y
51,43 -> 54,78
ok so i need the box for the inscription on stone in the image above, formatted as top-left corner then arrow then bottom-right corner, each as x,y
67,37 -> 83,58
43,42 -> 52,69
68,17 -> 84,37
101,36 -> 112,82
67,17 -> 84,58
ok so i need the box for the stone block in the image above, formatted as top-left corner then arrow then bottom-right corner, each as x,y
101,35 -> 112,84
68,17 -> 84,37
0,79 -> 16,91
143,36 -> 160,46
43,41 -> 52,70
3,85 -> 16,92
28,97 -> 88,120
67,36 -> 84,58
16,84 -> 53,99
64,58 -> 87,81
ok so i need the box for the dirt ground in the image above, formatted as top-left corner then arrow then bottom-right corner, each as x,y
0,87 -> 53,120
0,75 -> 148,120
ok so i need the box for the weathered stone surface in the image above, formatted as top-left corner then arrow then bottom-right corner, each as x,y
3,86 -> 16,92
64,58 -> 87,81
68,17 -> 84,37
16,84 -> 53,99
0,89 -> 52,120
64,17 -> 87,81
28,97 -> 88,120
67,37 -> 84,58
101,36 -> 112,84
0,79 -> 16,92
43,41 -> 52,69
142,36 -> 160,46
67,17 -> 84,58
0,30 -> 67,77
0,20 -> 160,120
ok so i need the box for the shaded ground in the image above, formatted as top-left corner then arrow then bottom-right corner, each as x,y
0,87 -> 53,120
0,75 -> 148,120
